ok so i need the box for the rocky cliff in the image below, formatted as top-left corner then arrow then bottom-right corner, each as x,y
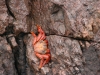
0,0 -> 100,75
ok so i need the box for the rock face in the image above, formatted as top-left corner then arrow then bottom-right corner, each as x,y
0,37 -> 17,75
8,0 -> 29,34
0,0 -> 100,75
0,0 -> 9,34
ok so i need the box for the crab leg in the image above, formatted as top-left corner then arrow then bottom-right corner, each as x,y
34,52 -> 45,68
31,32 -> 37,45
34,49 -> 50,69
42,54 -> 51,67
37,25 -> 46,41
39,58 -> 44,69
44,40 -> 48,46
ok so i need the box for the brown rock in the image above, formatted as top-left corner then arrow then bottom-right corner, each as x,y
8,0 -> 29,34
0,37 -> 17,75
26,35 -> 84,75
30,0 -> 100,40
0,0 -> 9,34
0,0 -> 100,75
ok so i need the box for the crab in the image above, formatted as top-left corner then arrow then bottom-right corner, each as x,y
31,25 -> 51,69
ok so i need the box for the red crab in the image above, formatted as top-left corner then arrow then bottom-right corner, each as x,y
31,25 -> 51,69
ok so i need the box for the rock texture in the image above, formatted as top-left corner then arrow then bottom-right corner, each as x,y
0,0 -> 9,34
0,0 -> 100,75
0,37 -> 17,75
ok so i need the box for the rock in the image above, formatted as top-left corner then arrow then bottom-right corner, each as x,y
0,0 -> 100,41
8,0 -> 29,35
25,33 -> 100,75
30,0 -> 100,40
26,35 -> 84,75
94,30 -> 100,42
41,67 -> 49,74
51,0 -> 98,40
7,34 -> 18,47
0,0 -> 9,34
25,34 -> 39,71
83,44 -> 100,75
0,36 -> 17,75
0,0 -> 100,75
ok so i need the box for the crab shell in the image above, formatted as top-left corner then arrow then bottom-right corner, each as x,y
34,40 -> 47,54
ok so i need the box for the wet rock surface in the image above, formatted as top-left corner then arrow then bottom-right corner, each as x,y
0,0 -> 100,75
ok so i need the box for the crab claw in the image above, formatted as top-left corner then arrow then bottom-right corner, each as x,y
36,25 -> 44,33
30,32 -> 36,37
37,25 -> 41,29
30,32 -> 33,34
